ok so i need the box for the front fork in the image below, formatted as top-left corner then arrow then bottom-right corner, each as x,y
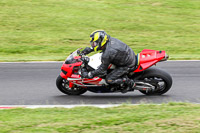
69,82 -> 74,88
60,72 -> 75,88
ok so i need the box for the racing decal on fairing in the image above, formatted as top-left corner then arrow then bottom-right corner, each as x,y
67,77 -> 104,86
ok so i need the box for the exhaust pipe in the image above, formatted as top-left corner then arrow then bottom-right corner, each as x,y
134,82 -> 156,93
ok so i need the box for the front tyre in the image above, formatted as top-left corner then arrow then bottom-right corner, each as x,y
138,67 -> 172,95
56,75 -> 87,95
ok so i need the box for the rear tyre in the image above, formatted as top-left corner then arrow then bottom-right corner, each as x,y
56,75 -> 87,95
138,67 -> 172,95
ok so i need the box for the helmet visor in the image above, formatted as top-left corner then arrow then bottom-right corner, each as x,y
90,41 -> 98,48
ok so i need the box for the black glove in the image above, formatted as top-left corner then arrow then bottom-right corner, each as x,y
81,47 -> 93,55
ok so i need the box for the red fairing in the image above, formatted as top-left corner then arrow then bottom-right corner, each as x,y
60,72 -> 67,79
74,56 -> 81,60
70,74 -> 81,79
69,74 -> 103,86
60,61 -> 82,79
81,77 -> 103,86
134,49 -> 166,72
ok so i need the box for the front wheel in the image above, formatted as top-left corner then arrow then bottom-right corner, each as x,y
56,75 -> 87,95
138,67 -> 172,95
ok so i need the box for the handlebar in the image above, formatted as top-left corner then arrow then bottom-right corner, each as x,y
77,50 -> 86,57
77,50 -> 89,77
76,50 -> 90,67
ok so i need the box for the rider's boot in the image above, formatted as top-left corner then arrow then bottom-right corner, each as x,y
121,78 -> 136,93
128,79 -> 136,89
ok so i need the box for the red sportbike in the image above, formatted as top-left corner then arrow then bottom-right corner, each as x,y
56,48 -> 172,95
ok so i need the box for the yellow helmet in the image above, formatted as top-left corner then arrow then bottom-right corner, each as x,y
90,30 -> 109,52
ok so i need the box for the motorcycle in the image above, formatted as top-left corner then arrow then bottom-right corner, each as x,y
56,48 -> 172,95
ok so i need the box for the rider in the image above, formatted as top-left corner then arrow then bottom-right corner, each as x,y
81,30 -> 136,91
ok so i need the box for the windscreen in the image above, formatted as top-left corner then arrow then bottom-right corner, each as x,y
65,49 -> 80,64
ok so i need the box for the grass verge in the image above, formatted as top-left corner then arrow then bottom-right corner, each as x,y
0,0 -> 200,61
0,103 -> 200,133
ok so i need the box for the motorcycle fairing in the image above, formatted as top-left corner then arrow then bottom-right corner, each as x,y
60,62 -> 82,79
67,74 -> 106,87
88,53 -> 102,69
134,49 -> 166,72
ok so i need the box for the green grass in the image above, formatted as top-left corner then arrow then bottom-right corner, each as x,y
0,0 -> 200,61
0,103 -> 200,132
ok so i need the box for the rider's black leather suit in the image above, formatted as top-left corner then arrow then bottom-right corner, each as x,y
90,37 -> 136,85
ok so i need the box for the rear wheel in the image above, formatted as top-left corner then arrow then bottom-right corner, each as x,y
138,67 -> 172,95
56,75 -> 87,95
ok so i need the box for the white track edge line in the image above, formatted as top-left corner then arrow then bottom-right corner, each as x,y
1,103 -> 200,109
0,105 -> 122,109
0,104 -> 148,109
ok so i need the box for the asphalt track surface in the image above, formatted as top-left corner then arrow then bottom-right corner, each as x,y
0,61 -> 200,105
